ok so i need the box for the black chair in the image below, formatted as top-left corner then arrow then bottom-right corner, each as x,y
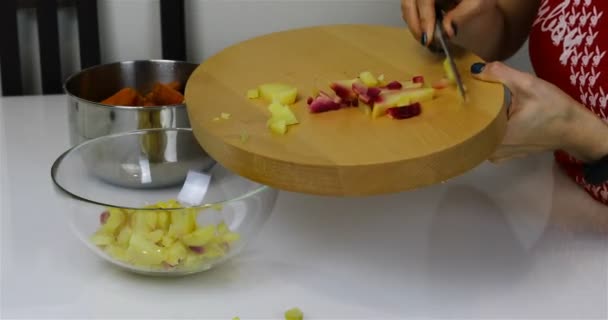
0,0 -> 187,96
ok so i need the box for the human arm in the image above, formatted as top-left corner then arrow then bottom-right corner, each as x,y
469,61 -> 608,164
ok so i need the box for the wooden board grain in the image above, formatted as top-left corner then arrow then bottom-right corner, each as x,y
185,24 -> 506,196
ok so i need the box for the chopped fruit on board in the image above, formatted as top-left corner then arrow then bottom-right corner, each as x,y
371,88 -> 435,118
268,119 -> 287,135
306,72 -> 436,119
385,81 -> 403,90
359,71 -> 379,87
387,102 -> 422,119
267,102 -> 298,134
268,102 -> 298,125
308,94 -> 342,113
258,83 -> 298,105
90,199 -> 240,271
412,75 -> 425,84
247,83 -> 300,134
249,66 -> 462,127
443,58 -> 457,83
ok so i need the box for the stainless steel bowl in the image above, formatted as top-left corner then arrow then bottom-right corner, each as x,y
64,60 -> 198,146
63,60 -> 211,189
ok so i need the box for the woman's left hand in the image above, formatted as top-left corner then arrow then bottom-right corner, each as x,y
470,61 -> 608,163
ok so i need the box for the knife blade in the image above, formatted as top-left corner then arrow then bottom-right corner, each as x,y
433,9 -> 467,101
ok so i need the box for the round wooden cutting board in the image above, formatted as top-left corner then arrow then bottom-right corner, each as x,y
185,24 -> 506,196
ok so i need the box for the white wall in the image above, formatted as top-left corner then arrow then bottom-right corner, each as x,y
2,0 -> 533,95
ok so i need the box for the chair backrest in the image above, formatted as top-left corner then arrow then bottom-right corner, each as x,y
0,0 -> 187,96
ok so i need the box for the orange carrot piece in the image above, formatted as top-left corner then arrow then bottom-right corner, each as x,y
142,92 -> 157,106
166,81 -> 181,91
152,82 -> 184,105
134,93 -> 147,106
101,87 -> 138,106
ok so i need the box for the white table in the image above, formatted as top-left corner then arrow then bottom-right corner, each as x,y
1,95 -> 607,319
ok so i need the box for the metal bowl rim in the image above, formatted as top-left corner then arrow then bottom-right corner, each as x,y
50,127 -> 273,211
63,59 -> 198,110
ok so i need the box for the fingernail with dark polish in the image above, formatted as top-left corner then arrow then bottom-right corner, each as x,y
470,62 -> 486,74
451,22 -> 458,36
421,32 -> 427,45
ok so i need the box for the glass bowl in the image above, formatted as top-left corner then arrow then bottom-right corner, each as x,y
51,128 -> 278,276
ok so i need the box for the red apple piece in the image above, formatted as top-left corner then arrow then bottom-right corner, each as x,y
372,88 -> 435,118
308,96 -> 342,113
387,102 -> 422,119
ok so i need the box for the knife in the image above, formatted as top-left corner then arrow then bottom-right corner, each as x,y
433,7 -> 467,101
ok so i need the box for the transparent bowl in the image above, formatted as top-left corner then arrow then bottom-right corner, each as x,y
51,128 -> 278,276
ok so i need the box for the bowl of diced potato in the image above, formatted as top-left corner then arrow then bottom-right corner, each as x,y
51,128 -> 278,276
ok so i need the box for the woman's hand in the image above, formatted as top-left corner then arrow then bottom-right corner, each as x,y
400,0 -> 497,46
470,62 -> 608,163
400,0 -> 540,61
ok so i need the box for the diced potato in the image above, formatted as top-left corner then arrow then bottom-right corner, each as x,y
258,83 -> 298,105
126,233 -> 165,266
91,198 -> 242,270
161,234 -> 176,247
268,102 -> 298,125
165,241 -> 188,266
145,211 -> 158,230
157,211 -> 170,231
359,71 -> 379,87
168,210 -> 196,237
101,208 -> 125,234
404,88 -> 436,103
267,119 -> 287,135
274,88 -> 298,105
146,229 -> 164,243
116,226 -> 133,246
91,230 -> 113,246
131,211 -> 151,234
202,243 -> 225,259
443,58 -> 456,83
372,88 -> 435,119
182,225 -> 216,246
358,102 -> 372,116
183,252 -> 203,269
105,245 -> 128,262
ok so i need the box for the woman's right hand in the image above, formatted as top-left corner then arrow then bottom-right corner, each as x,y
400,0 -> 498,48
